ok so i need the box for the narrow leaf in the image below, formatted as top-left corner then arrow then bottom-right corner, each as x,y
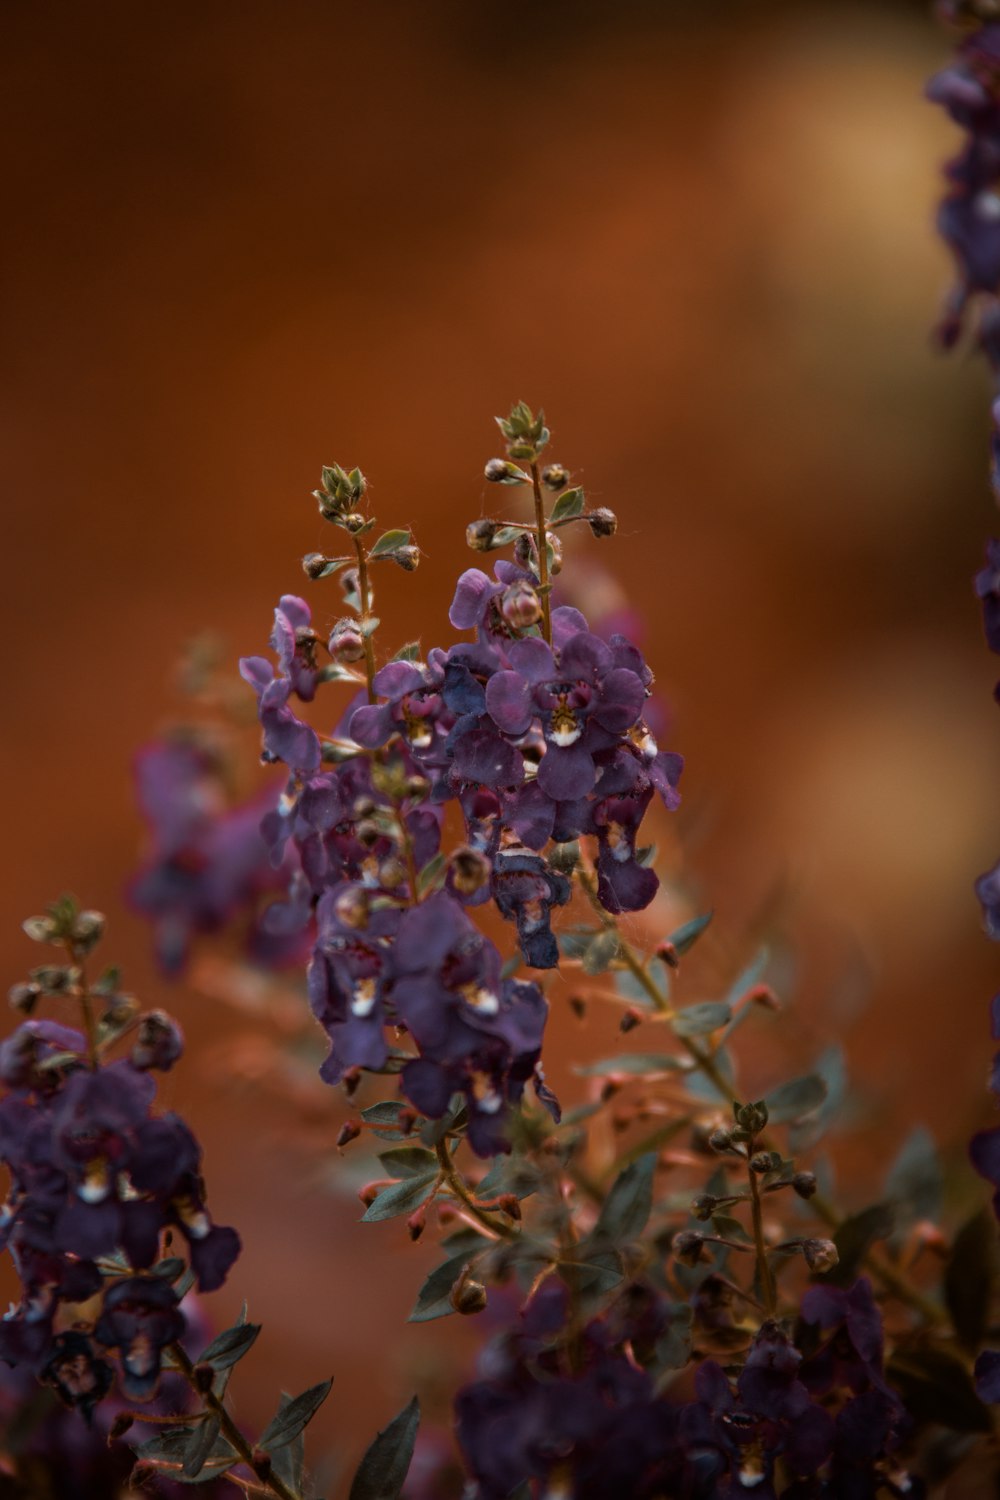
348,1395 -> 421,1500
664,911 -> 713,957
672,1001 -> 731,1037
590,1153 -> 656,1245
197,1319 -> 261,1372
575,1052 -> 688,1078
409,1253 -> 470,1323
764,1074 -> 827,1125
260,1378 -> 333,1452
182,1414 -> 223,1480
361,1170 -> 438,1223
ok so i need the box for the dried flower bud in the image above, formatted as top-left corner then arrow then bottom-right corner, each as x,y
802,1238 -> 839,1273
586,508 -> 618,538
390,545 -> 420,572
303,552 -> 333,580
619,1008 -> 642,1035
708,1127 -> 735,1154
336,1120 -> 361,1149
334,885 -> 370,929
541,463 -> 569,491
108,1411 -> 135,1441
466,519 -> 500,552
673,1230 -> 707,1267
449,846 -> 492,896
750,1151 -> 781,1175
72,911 -> 106,952
792,1171 -> 817,1199
691,1194 -> 717,1221
484,458 -> 510,482
407,1207 -> 426,1242
8,982 -> 39,1015
130,1011 -> 184,1072
733,1100 -> 769,1137
501,580 -> 542,629
451,1278 -> 488,1315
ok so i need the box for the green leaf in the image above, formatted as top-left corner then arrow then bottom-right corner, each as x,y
763,1074 -> 827,1125
655,1303 -> 694,1373
883,1126 -> 943,1228
369,529 -> 411,559
821,1203 -> 894,1286
313,556 -> 351,578
269,1396 -> 306,1492
945,1208 -> 995,1353
475,1155 -> 542,1201
197,1318 -> 261,1371
581,929 -> 620,976
711,1213 -> 753,1244
361,1169 -> 438,1223
409,1253 -> 471,1323
550,486 -> 585,522
889,1347 -> 992,1434
575,1052 -> 687,1078
590,1153 -> 656,1246
132,1426 -> 237,1483
182,1415 -> 223,1480
360,615 -> 381,637
360,1100 -> 413,1140
392,641 -> 421,662
416,852 -> 446,898
613,958 -> 670,1007
377,1146 -> 438,1180
672,1001 -> 731,1037
348,1395 -> 420,1500
260,1378 -> 333,1452
664,911 -> 713,957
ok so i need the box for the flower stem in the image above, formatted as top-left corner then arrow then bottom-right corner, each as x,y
748,1145 -> 778,1318
434,1141 -> 517,1239
352,534 -> 377,704
529,461 -> 552,645
168,1341 -> 303,1500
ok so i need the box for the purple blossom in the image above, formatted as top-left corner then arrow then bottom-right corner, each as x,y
239,655 -> 322,775
449,562 -> 535,649
349,656 -> 450,763
975,538 -> 1000,653
976,858 -> 1000,941
93,1277 -> 185,1401
270,593 -> 323,701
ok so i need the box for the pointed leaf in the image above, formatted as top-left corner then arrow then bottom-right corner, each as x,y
575,1052 -> 687,1078
260,1378 -> 333,1452
369,529 -> 411,559
590,1153 -> 656,1246
377,1146 -> 438,1180
764,1074 -> 827,1125
664,911 -> 713,957
182,1415 -> 223,1480
197,1318 -> 261,1372
361,1170 -> 438,1223
550,486 -> 585,522
672,1001 -> 731,1038
409,1253 -> 471,1323
348,1395 -> 421,1500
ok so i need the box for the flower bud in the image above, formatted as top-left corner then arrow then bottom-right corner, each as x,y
130,1011 -> 184,1072
548,841 -> 580,874
619,1008 -> 642,1035
303,552 -> 333,580
390,545 -> 420,572
672,1230 -> 707,1267
802,1238 -> 839,1273
708,1127 -> 735,1154
336,1120 -> 361,1149
451,1278 -> 488,1315
108,1411 -> 135,1441
501,580 -> 542,629
691,1194 -> 717,1221
586,508 -> 618,538
733,1100 -> 769,1137
356,820 -> 381,848
8,982 -> 39,1015
656,940 -> 680,969
484,458 -> 509,482
252,1450 -> 272,1482
792,1171 -> 817,1199
449,846 -> 492,897
341,511 -> 368,534
568,996 -> 586,1019
329,620 -> 366,664
22,916 -> 57,944
750,1151 -> 781,1175
407,1207 -> 426,1242
378,856 -> 406,890
193,1363 -> 214,1395
497,1193 -> 521,1221
72,911 -> 106,952
466,519 -> 500,552
541,463 -> 569,491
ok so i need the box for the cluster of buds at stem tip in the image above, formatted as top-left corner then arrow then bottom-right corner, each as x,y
731,1099 -> 769,1143
313,461 -> 367,517
495,400 -> 550,463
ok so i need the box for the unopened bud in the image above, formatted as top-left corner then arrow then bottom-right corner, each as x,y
303,552 -> 333,580
548,841 -> 580,874
390,545 -> 420,572
746,983 -> 780,1011
8,982 -> 39,1015
341,511 -> 368,534
451,1278 -> 488,1315
586,508 -> 618,538
358,1181 -> 383,1208
252,1449 -> 272,1482
466,518 -> 500,552
329,619 -> 366,663
733,1100 -> 769,1137
656,941 -> 680,969
484,458 -> 509,482
449,846 -> 492,896
619,1007 -> 643,1035
501,580 -> 542,629
336,1120 -> 361,1149
497,1193 -> 521,1221
108,1411 -> 135,1441
673,1230 -> 707,1267
541,463 -> 569,491
792,1171 -> 817,1199
407,1207 -> 426,1242
708,1127 -> 735,1154
691,1194 -> 717,1221
356,820 -> 381,848
72,910 -> 106,951
130,1011 -> 184,1072
750,1151 -> 781,1175
568,995 -> 586,1019
802,1238 -> 839,1274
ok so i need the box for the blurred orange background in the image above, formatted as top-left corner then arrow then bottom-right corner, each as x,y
2,0 -> 998,1484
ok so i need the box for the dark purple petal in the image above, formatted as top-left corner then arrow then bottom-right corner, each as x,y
507,636 -> 555,683
551,606 -> 589,647
402,1058 -> 453,1118
560,632 -> 613,682
349,702 -> 396,749
187,1224 -> 241,1293
536,743 -> 595,801
975,1348 -> 1000,1403
372,660 -> 426,697
450,569 -> 494,630
592,668 -> 646,733
503,784 -> 556,850
452,728 -> 525,790
485,672 -> 535,736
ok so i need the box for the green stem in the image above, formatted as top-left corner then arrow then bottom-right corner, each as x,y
352,535 -> 376,704
748,1147 -> 778,1318
434,1142 -> 518,1239
529,461 -> 552,644
168,1342 -> 302,1500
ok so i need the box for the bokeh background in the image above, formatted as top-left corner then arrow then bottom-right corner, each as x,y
2,0 -> 998,1484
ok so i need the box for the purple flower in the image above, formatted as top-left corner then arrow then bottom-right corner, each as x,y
307,885 -> 399,1083
449,562 -> 535,648
42,1331 -> 113,1422
798,1278 -> 890,1398
976,538 -> 1000,653
976,858 -> 1000,941
349,656 -> 450,762
270,594 -> 323,701
239,655 -> 321,775
93,1277 -> 185,1401
490,842 -> 571,969
971,1122 -> 1000,1219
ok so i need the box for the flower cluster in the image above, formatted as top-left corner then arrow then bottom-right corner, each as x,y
0,901 -> 238,1414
